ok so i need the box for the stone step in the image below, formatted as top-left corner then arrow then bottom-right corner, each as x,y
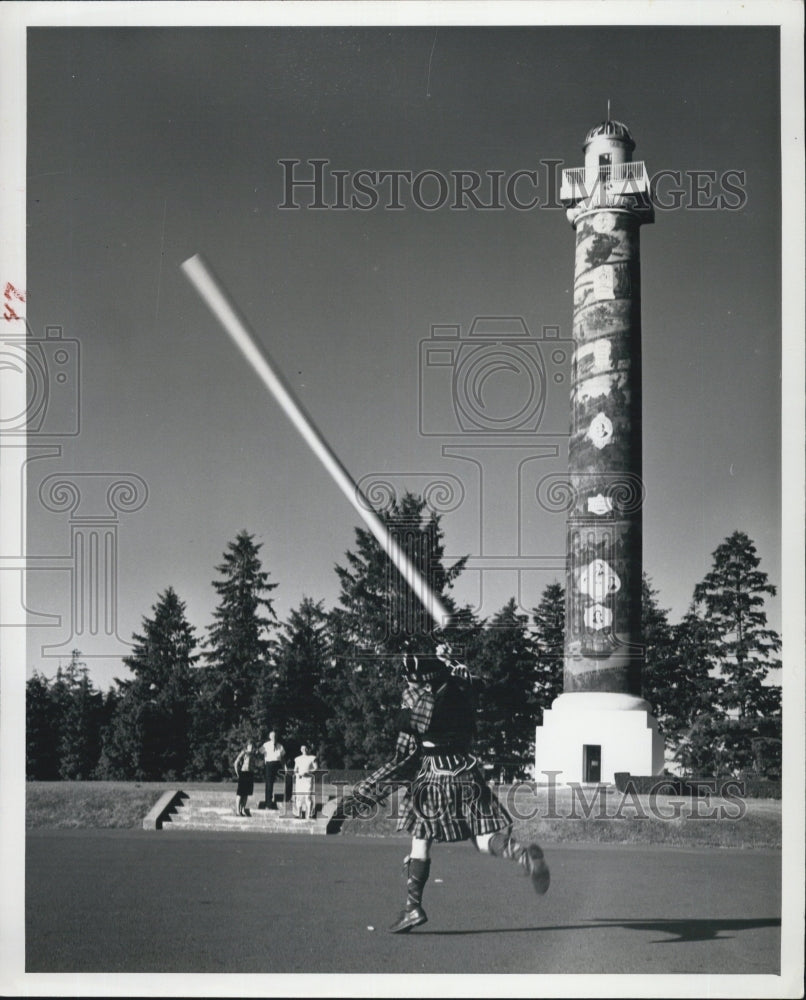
170,809 -> 318,822
163,816 -> 325,834
175,790 -> 287,802
159,789 -> 329,835
174,803 -> 318,817
177,801 -> 301,812
172,793 -> 306,808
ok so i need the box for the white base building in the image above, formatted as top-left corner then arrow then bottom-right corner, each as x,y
534,692 -> 665,784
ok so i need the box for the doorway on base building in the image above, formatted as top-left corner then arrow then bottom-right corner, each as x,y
583,744 -> 602,783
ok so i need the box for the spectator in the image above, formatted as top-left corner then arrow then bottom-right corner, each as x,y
260,731 -> 285,810
293,745 -> 318,819
232,741 -> 256,817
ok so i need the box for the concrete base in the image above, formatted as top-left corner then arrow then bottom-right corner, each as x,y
535,692 -> 665,785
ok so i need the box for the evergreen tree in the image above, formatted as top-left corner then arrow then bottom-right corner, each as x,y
187,675 -> 231,780
95,687 -> 141,779
186,532 -> 278,778
99,587 -> 198,779
667,605 -> 726,774
638,574 -> 720,746
470,598 -> 539,781
254,596 -> 332,756
673,709 -> 735,777
204,530 -> 278,731
317,607 -> 355,767
673,605 -> 726,716
324,493 -> 466,768
640,574 -> 675,726
693,531 -> 781,719
530,582 -> 565,720
52,650 -> 104,779
677,532 -> 781,776
26,672 -> 60,779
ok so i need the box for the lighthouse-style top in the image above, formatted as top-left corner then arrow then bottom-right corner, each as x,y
584,118 -> 635,147
560,117 -> 653,223
584,118 -> 635,164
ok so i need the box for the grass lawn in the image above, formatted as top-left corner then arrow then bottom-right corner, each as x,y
337,782 -> 782,849
26,780 -> 782,849
26,781 -> 232,830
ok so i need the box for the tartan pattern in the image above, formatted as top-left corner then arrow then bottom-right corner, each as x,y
397,754 -> 512,842
348,732 -> 420,807
394,730 -> 418,760
345,667 -> 495,839
402,682 -> 436,734
401,664 -> 476,736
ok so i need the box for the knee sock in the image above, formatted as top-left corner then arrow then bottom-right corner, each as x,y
404,857 -> 431,911
487,830 -> 543,868
489,830 -> 549,889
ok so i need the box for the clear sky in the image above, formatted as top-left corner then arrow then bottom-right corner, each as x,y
23,24 -> 783,690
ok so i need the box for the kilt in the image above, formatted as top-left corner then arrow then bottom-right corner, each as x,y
236,772 -> 254,796
397,753 -> 512,842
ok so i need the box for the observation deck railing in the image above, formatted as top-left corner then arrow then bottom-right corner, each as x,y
560,161 -> 650,205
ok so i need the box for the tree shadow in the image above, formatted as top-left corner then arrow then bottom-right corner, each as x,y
426,916 -> 781,943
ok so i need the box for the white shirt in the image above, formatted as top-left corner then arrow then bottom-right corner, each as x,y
294,754 -> 317,790
294,753 -> 317,776
261,740 -> 285,763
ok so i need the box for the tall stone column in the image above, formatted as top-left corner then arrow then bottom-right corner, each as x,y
565,179 -> 645,692
534,117 -> 664,784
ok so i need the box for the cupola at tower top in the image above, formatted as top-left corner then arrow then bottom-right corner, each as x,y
583,118 -> 636,172
584,119 -> 636,151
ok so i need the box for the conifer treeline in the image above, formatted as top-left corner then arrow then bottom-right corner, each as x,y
26,498 -> 781,781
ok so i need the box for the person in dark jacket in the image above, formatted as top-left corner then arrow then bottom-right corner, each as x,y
233,741 -> 256,817
345,644 -> 550,934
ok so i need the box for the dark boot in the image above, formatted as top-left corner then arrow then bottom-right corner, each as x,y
388,857 -> 430,933
488,830 -> 550,894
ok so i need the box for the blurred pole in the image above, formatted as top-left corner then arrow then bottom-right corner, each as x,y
181,252 -> 451,629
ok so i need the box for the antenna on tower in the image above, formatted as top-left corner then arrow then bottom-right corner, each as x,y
607,98 -> 611,121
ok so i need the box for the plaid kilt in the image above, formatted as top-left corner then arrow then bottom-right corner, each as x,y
397,753 -> 512,842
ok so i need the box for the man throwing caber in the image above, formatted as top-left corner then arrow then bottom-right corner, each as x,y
345,644 -> 550,933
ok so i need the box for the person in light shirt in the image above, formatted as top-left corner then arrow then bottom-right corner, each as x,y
292,746 -> 318,819
260,731 -> 285,810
